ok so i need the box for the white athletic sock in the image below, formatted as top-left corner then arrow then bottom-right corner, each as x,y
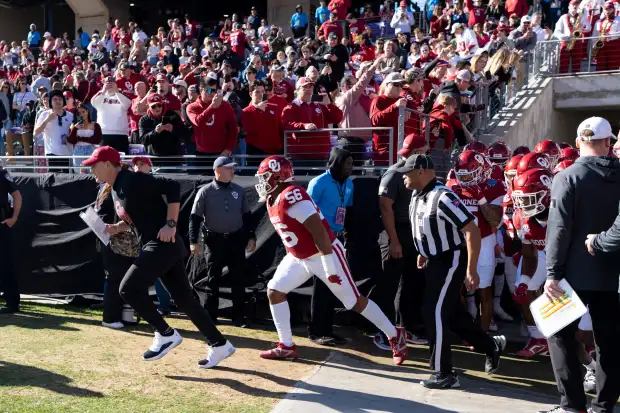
493,273 -> 505,305
269,301 -> 294,347
527,325 -> 543,339
466,293 -> 478,319
361,299 -> 397,339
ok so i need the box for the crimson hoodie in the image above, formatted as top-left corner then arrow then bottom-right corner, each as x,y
369,95 -> 400,165
504,0 -> 528,18
186,97 -> 238,153
242,102 -> 284,153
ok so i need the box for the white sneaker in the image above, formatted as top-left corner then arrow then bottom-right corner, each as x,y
143,329 -> 183,361
493,305 -> 514,322
102,321 -> 124,329
198,340 -> 236,369
583,368 -> 596,393
489,319 -> 499,332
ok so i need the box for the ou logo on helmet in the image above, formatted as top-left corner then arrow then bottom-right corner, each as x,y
474,154 -> 484,164
540,174 -> 552,188
537,156 -> 550,169
268,159 -> 281,172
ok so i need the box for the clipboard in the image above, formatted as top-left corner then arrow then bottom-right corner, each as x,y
80,207 -> 110,246
530,279 -> 587,338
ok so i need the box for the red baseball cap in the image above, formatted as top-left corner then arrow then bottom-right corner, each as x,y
83,146 -> 121,166
132,156 -> 152,167
296,76 -> 315,89
148,94 -> 163,106
398,134 -> 428,156
63,90 -> 73,99
604,1 -> 614,8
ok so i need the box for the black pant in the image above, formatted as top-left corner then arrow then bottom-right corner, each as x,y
548,291 -> 620,413
119,237 -> 224,343
338,137 -> 367,169
292,26 -> 308,39
195,230 -> 248,322
102,134 -> 129,155
0,223 -> 18,309
48,155 -> 71,174
424,248 -> 495,374
372,223 -> 424,332
101,246 -> 134,323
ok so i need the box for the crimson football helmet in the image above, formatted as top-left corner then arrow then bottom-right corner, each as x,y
534,139 -> 560,167
464,141 -> 488,155
557,142 -> 572,150
504,154 -> 524,186
559,147 -> 579,162
554,159 -> 575,174
517,152 -> 552,176
454,150 -> 486,186
512,145 -> 530,156
511,168 -> 554,217
487,141 -> 511,167
256,155 -> 294,198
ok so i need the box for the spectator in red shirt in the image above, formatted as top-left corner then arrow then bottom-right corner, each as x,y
280,76 -> 343,164
155,73 -> 181,115
430,5 -> 450,38
186,78 -> 238,167
347,13 -> 366,42
129,81 -> 148,142
473,23 -> 490,47
466,0 -> 487,27
220,19 -> 233,43
505,0 -> 528,18
241,80 -> 284,165
427,94 -> 459,150
116,62 -> 142,96
229,23 -> 248,58
264,82 -> 288,117
370,72 -> 409,165
111,19 -> 122,44
318,11 -> 342,40
329,0 -> 351,20
268,65 -> 294,102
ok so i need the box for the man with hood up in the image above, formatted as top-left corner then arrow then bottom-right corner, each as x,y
305,148 -> 355,346
544,116 -> 620,413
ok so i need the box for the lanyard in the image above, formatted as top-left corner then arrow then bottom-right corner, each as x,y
333,178 -> 346,207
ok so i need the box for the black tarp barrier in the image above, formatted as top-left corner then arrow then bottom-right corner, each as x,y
8,173 -> 386,296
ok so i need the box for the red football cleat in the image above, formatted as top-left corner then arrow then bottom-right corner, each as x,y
259,343 -> 299,360
516,338 -> 549,358
389,327 -> 408,365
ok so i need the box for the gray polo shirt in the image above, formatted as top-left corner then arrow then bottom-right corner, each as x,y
191,180 -> 249,234
379,159 -> 413,223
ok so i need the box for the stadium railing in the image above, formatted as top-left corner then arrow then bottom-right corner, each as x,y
531,34 -> 620,77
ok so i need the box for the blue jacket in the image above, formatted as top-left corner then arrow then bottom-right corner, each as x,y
28,31 -> 41,46
291,12 -> 309,29
307,170 -> 354,233
315,7 -> 330,25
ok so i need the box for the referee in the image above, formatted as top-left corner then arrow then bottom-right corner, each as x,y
189,156 -> 257,327
397,154 -> 505,389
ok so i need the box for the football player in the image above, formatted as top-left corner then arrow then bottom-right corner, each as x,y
452,150 -> 506,332
255,156 -> 408,363
511,168 -> 553,357
534,139 -> 561,169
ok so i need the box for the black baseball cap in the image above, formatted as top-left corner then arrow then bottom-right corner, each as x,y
395,154 -> 435,173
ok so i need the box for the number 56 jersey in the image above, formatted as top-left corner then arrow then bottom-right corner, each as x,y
268,185 -> 336,259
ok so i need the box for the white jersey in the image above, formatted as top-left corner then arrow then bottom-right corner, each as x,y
592,15 -> 620,41
456,28 -> 479,57
554,12 -> 592,40
579,0 -> 605,26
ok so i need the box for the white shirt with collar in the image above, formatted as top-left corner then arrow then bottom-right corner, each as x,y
35,109 -> 74,156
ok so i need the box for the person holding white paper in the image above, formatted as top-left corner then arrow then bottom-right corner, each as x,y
543,117 -> 620,413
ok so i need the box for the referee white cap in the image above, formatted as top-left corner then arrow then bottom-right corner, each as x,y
395,154 -> 435,173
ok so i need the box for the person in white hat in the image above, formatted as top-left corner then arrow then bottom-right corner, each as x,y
172,79 -> 188,102
452,23 -> 479,57
508,14 -> 537,51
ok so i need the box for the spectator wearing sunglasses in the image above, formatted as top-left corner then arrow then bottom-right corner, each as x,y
138,94 -> 189,167
186,78 -> 238,171
33,89 -> 74,172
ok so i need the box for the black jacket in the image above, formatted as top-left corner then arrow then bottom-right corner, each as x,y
315,43 -> 349,83
138,110 -> 189,157
546,156 -> 620,292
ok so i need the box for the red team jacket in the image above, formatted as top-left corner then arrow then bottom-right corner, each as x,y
268,185 -> 336,259
452,179 -> 506,238
241,103 -> 284,153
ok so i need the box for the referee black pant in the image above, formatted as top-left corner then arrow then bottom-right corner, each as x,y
547,291 -> 620,413
0,223 -> 19,310
424,248 -> 495,374
373,223 -> 425,332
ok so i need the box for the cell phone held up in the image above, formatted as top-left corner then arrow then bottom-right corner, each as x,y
311,94 -> 323,102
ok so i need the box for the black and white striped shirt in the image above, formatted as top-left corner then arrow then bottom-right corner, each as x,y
409,179 -> 475,258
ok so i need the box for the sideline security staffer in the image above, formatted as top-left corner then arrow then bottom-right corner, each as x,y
398,154 -> 505,389
306,148 -> 354,345
0,167 -> 22,314
189,157 -> 257,327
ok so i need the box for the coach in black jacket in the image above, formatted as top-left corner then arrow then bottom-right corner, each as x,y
544,117 -> 620,413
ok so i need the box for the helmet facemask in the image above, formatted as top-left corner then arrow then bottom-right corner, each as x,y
456,166 -> 482,186
512,189 -> 547,217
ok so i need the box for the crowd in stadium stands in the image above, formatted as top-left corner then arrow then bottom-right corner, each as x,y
1,0 -> 617,168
